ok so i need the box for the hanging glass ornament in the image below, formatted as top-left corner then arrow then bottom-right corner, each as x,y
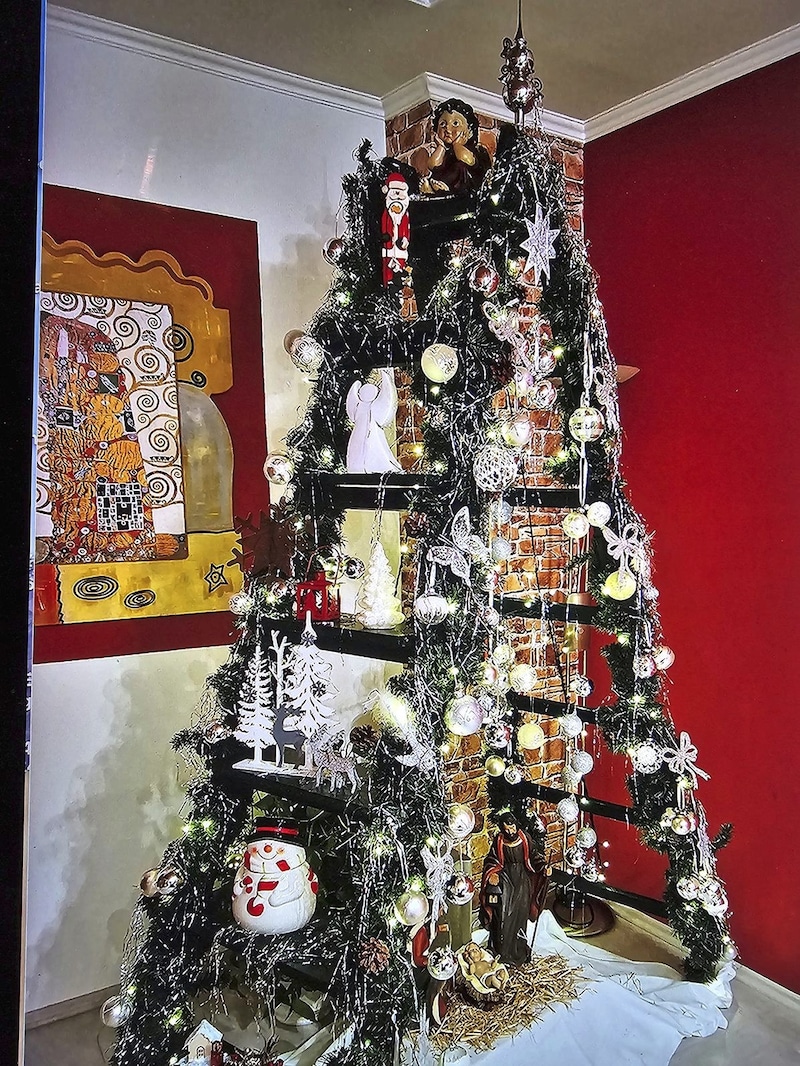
562,511 -> 590,540
701,886 -> 728,917
570,674 -> 594,698
631,743 -> 662,775
517,721 -> 545,750
484,721 -> 512,749
602,568 -> 637,600
653,645 -> 676,670
491,643 -> 515,667
229,591 -> 255,615
427,946 -> 459,981
394,890 -> 430,926
556,796 -> 580,824
263,453 -> 295,485
531,378 -> 558,410
568,406 -> 605,443
491,536 -> 513,562
444,695 -> 484,737
413,592 -> 450,626
500,412 -> 533,448
492,499 -> 513,525
509,663 -> 536,693
586,501 -> 612,527
447,803 -> 475,840
445,872 -> 475,906
101,996 -> 132,1029
666,810 -> 698,836
576,826 -> 597,849
291,335 -> 325,374
565,845 -> 587,869
676,875 -> 701,901
484,755 -> 507,777
532,348 -> 557,377
139,868 -> 161,897
421,343 -> 459,383
155,867 -> 183,896
344,556 -> 366,580
633,653 -> 656,679
504,763 -> 523,784
722,939 -> 738,960
468,261 -> 500,296
571,750 -> 594,776
559,713 -> 584,739
322,236 -> 346,265
473,444 -> 518,492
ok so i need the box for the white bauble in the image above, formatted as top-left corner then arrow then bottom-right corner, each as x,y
421,344 -> 459,383
444,695 -> 484,737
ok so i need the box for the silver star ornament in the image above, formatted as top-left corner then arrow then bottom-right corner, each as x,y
520,203 -> 559,285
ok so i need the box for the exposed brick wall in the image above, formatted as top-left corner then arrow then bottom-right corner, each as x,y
386,98 -> 585,880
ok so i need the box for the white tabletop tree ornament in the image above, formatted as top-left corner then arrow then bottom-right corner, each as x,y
281,613 -> 340,770
345,367 -> 402,473
355,540 -> 404,630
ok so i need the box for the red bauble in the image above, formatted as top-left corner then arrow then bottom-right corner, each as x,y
322,237 -> 345,265
469,262 -> 500,296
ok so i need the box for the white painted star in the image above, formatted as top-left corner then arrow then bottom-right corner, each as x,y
520,203 -> 559,285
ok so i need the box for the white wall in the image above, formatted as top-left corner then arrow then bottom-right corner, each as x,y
30,11 -> 385,1011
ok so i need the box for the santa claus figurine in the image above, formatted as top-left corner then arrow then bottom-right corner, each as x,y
232,818 -> 318,935
380,172 -> 411,288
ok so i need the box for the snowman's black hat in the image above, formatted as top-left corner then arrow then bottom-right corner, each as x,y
248,817 -> 305,846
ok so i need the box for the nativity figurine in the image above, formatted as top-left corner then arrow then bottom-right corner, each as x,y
419,98 -> 492,197
458,941 -> 510,994
479,811 -> 548,966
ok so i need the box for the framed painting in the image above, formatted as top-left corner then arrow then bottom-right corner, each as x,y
34,187 -> 267,662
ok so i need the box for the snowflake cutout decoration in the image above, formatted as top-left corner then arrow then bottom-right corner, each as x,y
520,203 -> 559,285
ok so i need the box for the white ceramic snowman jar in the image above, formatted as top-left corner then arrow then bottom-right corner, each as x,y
232,818 -> 318,935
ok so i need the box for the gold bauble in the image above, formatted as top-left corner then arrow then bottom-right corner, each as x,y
517,722 -> 546,750
421,344 -> 459,383
485,755 -> 506,777
602,568 -> 637,601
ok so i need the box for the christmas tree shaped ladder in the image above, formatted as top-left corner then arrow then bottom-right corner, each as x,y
106,31 -> 733,1066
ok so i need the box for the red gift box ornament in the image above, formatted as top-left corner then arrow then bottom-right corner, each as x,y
295,570 -> 340,622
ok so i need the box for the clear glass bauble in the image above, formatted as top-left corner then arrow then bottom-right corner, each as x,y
484,721 -> 512,749
468,262 -> 500,296
394,890 -> 430,926
447,803 -> 475,840
413,593 -> 450,626
322,236 -> 345,265
101,996 -> 132,1029
445,872 -> 475,906
421,343 -> 459,384
565,845 -> 586,869
633,653 -> 656,679
586,501 -> 612,527
570,674 -> 594,697
263,452 -> 295,486
491,499 -> 513,525
531,379 -> 558,410
575,826 -> 597,849
509,663 -> 536,693
676,875 -> 701,900
500,413 -> 532,448
503,763 -> 523,785
568,405 -> 605,443
427,946 -> 459,981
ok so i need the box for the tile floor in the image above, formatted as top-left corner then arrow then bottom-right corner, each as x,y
25,914 -> 800,1066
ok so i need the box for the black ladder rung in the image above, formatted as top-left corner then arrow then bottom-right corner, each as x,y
499,597 -> 600,624
549,869 -> 669,920
523,781 -> 634,824
507,692 -> 597,725
262,616 -> 412,664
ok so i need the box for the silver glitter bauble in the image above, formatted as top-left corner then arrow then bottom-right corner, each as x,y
473,444 -> 518,492
394,890 -> 430,926
565,845 -> 587,869
556,797 -> 580,824
586,501 -> 612,527
444,695 -> 484,737
491,536 -> 513,562
631,743 -> 662,774
427,946 -> 459,981
653,645 -> 675,670
491,643 -> 515,667
676,876 -> 701,901
101,996 -> 132,1029
560,713 -> 583,739
531,379 -> 558,409
633,654 -> 657,679
413,592 -> 450,626
447,803 -> 475,840
484,721 -> 512,749
503,763 -> 523,785
229,591 -> 255,615
570,674 -> 594,698
570,749 -> 594,776
445,872 -> 475,906
568,406 -> 605,443
509,663 -> 536,693
576,826 -> 597,849
263,452 -> 295,486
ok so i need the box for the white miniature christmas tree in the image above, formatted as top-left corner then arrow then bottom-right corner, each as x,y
355,540 -> 404,630
283,614 -> 339,768
233,642 -> 275,767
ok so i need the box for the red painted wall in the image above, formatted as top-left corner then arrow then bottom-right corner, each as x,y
584,54 -> 800,991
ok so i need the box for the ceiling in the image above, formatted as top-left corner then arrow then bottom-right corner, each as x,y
54,0 -> 800,119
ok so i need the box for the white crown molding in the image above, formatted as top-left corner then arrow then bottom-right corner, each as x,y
585,22 -> 800,141
383,72 -> 586,143
46,5 -> 384,120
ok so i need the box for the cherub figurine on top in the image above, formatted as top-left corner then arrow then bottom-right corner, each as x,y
419,98 -> 493,196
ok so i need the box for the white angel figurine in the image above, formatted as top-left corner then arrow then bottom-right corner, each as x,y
345,368 -> 402,473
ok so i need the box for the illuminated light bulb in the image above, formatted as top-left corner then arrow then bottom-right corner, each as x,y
490,192 -> 501,204
552,345 -> 565,358
430,385 -> 441,396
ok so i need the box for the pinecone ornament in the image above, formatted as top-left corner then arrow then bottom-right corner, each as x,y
349,724 -> 380,753
358,937 -> 391,974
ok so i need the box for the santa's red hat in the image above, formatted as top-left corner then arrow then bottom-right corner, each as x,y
384,171 -> 408,189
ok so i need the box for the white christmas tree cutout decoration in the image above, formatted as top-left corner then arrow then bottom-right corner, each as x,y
520,202 -> 559,285
356,540 -> 404,629
232,641 -> 276,770
282,613 -> 339,770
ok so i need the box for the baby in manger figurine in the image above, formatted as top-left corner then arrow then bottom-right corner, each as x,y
419,98 -> 492,197
479,811 -> 548,966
